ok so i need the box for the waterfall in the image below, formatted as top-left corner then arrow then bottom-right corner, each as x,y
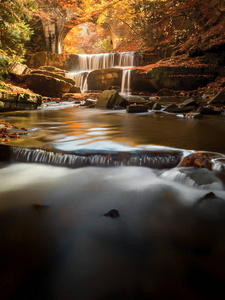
118,52 -> 135,67
121,70 -> 131,96
67,52 -> 136,93
0,145 -> 182,169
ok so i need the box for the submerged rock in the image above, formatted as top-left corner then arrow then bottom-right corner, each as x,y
96,89 -> 128,109
183,112 -> 202,119
197,106 -> 221,115
104,209 -> 120,218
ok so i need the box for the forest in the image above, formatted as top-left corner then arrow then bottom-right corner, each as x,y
0,0 -> 224,60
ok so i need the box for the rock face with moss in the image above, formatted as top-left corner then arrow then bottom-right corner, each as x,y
131,65 -> 214,92
23,66 -> 78,97
0,82 -> 42,112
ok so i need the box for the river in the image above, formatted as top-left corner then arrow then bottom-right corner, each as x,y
1,102 -> 225,299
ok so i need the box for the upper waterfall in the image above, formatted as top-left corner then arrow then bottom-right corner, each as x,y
67,52 -> 136,93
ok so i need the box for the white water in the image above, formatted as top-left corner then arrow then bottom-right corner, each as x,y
0,163 -> 225,299
68,52 -> 136,93
121,69 -> 131,95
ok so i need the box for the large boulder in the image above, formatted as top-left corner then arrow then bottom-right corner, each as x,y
0,89 -> 42,112
88,69 -> 122,91
96,90 -> 128,109
23,73 -> 73,97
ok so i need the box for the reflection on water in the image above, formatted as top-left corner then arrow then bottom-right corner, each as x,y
1,103 -> 225,153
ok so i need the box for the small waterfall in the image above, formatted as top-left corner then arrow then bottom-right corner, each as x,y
121,70 -> 131,96
67,52 -> 136,93
0,145 -> 182,169
72,72 -> 88,93
118,52 -> 135,67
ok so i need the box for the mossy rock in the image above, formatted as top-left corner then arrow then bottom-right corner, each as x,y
23,74 -> 73,97
96,89 -> 128,109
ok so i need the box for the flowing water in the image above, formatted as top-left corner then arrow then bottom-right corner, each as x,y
1,103 -> 225,299
68,52 -> 135,92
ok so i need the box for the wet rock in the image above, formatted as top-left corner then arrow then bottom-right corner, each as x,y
183,112 -> 202,119
104,209 -> 120,218
157,88 -> 176,96
197,106 -> 221,115
126,104 -> 148,113
147,100 -> 156,109
127,96 -> 147,104
113,106 -> 124,110
152,103 -> 162,110
165,104 -> 196,113
0,90 -> 42,112
32,204 -> 49,211
179,98 -> 199,108
88,68 -> 122,91
208,90 -> 225,104
96,90 -> 128,109
178,153 -> 211,168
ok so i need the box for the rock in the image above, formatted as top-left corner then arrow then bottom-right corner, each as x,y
96,90 -> 128,109
147,100 -> 156,109
113,106 -> 124,110
183,112 -> 202,119
197,106 -> 221,115
23,74 -> 73,97
179,98 -> 199,108
0,90 -> 42,111
25,52 -> 80,71
126,104 -> 148,113
32,203 -> 49,211
104,209 -> 120,218
30,70 -> 75,86
84,98 -> 97,107
164,103 -> 179,112
178,153 -> 211,168
8,62 -> 29,75
208,90 -> 225,104
127,96 -> 147,104
88,68 -> 122,91
165,104 -> 196,113
152,103 -> 162,110
131,66 -> 213,92
69,86 -> 81,93
157,88 -> 176,96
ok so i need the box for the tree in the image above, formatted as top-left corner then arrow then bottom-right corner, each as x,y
0,0 -> 38,61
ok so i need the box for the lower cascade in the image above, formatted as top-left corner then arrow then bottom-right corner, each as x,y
2,145 -> 182,169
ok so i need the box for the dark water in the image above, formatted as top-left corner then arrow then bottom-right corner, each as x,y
1,103 -> 225,300
1,102 -> 225,153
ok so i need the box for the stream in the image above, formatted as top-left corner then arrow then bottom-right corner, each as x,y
1,102 -> 225,299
